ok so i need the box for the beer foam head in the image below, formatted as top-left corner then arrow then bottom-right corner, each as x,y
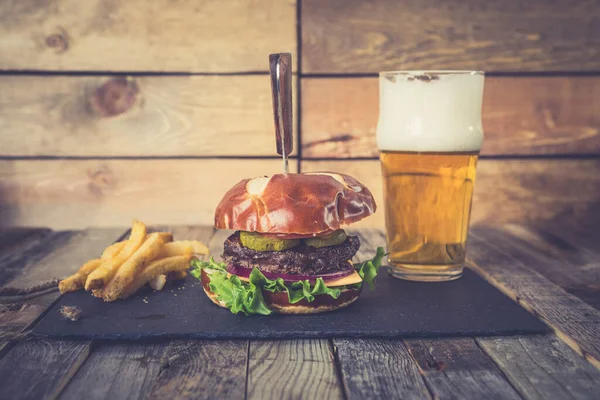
376,71 -> 484,153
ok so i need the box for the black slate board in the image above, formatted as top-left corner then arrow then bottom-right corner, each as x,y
34,268 -> 549,339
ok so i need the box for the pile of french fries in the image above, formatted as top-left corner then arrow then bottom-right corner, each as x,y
58,220 -> 208,301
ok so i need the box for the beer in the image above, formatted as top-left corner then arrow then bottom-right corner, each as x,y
376,71 -> 484,281
380,150 -> 478,279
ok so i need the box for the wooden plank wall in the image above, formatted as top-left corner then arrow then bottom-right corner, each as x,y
0,0 -> 599,229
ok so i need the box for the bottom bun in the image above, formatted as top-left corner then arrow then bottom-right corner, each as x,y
200,269 -> 362,314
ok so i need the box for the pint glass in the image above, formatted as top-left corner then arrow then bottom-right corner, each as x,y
376,71 -> 484,282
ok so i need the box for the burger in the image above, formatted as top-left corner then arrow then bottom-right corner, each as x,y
190,172 -> 385,315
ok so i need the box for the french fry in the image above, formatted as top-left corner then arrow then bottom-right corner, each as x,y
58,277 -> 82,294
101,241 -> 127,260
58,259 -> 103,294
102,233 -> 165,301
155,232 -> 174,243
160,240 -> 209,257
186,240 -> 208,254
149,275 -> 167,290
120,255 -> 192,299
85,220 -> 147,291
56,219 -> 193,301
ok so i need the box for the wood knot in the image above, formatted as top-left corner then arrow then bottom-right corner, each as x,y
45,27 -> 69,53
87,165 -> 117,196
425,360 -> 446,371
89,77 -> 139,117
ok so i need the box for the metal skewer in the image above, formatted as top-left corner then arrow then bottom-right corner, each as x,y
269,53 -> 293,174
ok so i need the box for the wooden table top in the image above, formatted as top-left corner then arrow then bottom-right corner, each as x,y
0,224 -> 599,399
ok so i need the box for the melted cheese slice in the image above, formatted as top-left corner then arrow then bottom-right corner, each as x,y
229,262 -> 363,287
319,269 -> 363,287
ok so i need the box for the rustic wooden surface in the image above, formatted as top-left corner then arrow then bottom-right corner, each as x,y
301,77 -> 600,158
302,0 -> 600,73
148,340 -> 248,400
541,221 -> 600,257
0,339 -> 91,400
0,159 -> 298,229
302,159 -> 600,230
247,340 -> 343,400
348,230 -> 600,399
0,228 -> 127,355
0,75 -> 298,157
0,228 -> 52,258
0,230 -> 74,287
6,228 -> 126,289
60,343 -> 164,400
333,338 -> 431,400
1,225 -> 600,399
501,224 -> 600,266
469,230 -> 600,368
0,293 -> 56,353
406,338 -> 523,399
0,0 -> 296,73
477,335 -> 600,400
473,226 -> 600,310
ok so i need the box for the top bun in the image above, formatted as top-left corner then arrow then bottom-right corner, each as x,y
214,172 -> 376,235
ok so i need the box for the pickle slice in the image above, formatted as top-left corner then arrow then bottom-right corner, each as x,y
304,229 -> 347,248
240,231 -> 300,252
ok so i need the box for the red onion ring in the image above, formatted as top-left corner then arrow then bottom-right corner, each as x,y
226,264 -> 354,284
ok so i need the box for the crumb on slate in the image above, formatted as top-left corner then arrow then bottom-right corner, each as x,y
60,305 -> 83,321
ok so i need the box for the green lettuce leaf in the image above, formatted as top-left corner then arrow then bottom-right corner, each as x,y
289,278 -> 342,303
191,258 -> 272,315
247,268 -> 341,303
190,257 -> 226,276
190,258 -> 341,315
189,247 -> 386,316
354,247 -> 386,290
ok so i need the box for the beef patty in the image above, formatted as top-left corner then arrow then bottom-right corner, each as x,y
222,231 -> 360,275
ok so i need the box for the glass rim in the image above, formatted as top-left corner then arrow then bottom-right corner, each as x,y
379,70 -> 484,76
